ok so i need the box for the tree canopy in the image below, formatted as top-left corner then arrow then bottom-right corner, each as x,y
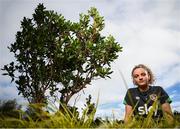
2,3 -> 122,108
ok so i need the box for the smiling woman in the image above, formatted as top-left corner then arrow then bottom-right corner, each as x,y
123,64 -> 174,126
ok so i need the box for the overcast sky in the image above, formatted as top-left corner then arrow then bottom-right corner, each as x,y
0,0 -> 180,119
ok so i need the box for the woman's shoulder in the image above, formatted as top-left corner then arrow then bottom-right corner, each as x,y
127,87 -> 138,92
151,85 -> 164,91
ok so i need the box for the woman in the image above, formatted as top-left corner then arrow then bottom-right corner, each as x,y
123,64 -> 174,125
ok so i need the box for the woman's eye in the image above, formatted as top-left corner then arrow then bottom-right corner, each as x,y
134,75 -> 138,78
141,73 -> 146,76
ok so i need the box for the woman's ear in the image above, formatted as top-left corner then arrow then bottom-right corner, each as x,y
133,79 -> 137,85
148,74 -> 151,82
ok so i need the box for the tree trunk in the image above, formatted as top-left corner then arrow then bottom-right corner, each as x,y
59,93 -> 72,111
59,83 -> 88,111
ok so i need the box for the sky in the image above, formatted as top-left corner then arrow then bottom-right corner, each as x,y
0,0 -> 180,119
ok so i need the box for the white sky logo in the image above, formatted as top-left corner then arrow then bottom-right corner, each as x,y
138,104 -> 158,116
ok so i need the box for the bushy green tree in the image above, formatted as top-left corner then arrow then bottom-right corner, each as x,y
2,3 -> 122,109
0,99 -> 22,118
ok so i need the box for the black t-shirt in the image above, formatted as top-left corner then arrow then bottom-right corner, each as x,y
123,86 -> 172,118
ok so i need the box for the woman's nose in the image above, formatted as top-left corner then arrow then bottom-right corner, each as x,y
139,77 -> 143,80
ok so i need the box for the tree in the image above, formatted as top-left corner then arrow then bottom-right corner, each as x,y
2,4 -> 122,109
0,99 -> 22,118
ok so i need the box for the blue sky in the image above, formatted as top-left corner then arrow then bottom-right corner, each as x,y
0,0 -> 180,119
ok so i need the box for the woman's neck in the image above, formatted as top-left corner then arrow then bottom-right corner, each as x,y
138,85 -> 149,92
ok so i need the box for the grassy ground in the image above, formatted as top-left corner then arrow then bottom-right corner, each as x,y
1,116 -> 180,128
0,105 -> 180,128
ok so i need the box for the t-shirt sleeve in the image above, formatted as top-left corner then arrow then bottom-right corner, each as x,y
159,87 -> 172,104
123,89 -> 134,106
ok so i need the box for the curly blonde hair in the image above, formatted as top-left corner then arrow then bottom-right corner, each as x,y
131,64 -> 155,85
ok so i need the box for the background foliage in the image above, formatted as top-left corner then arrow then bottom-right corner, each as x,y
2,4 -> 122,109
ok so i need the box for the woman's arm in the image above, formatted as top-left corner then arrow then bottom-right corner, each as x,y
162,103 -> 174,126
124,104 -> 133,124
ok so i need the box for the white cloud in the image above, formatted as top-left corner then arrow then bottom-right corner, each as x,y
171,101 -> 180,111
96,107 -> 124,120
0,83 -> 27,104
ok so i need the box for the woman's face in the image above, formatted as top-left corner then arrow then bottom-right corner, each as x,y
132,68 -> 150,88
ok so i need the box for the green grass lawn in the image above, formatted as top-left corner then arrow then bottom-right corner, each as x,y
0,104 -> 180,128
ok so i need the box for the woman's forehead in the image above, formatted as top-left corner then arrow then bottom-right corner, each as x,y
133,68 -> 147,74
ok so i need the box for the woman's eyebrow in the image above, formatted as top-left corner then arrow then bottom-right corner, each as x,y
133,74 -> 139,77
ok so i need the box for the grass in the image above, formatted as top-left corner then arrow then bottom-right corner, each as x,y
0,101 -> 97,128
0,92 -> 179,128
0,102 -> 180,128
